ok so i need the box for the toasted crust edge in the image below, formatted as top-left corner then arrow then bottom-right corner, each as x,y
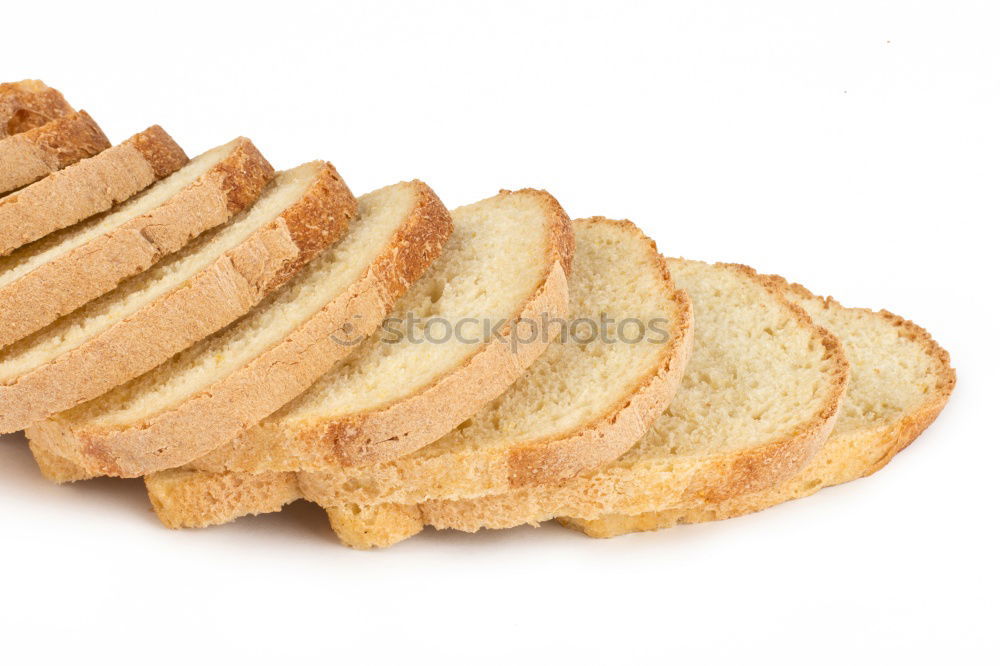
37,180 -> 452,477
0,137 -> 273,350
0,126 -> 189,256
0,111 -> 111,193
0,80 -> 73,138
126,125 -> 188,179
8,162 -> 352,432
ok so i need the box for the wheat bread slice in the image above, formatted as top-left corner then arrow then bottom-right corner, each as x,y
0,125 -> 187,256
0,111 -> 111,194
27,180 -> 452,477
142,216 -> 692,530
0,80 -> 73,138
0,137 -> 272,348
560,278 -> 956,538
187,189 -> 573,473
0,162 -> 354,432
323,260 -> 850,548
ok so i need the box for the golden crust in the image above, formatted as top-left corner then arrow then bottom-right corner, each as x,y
189,188 -> 574,472
3,161 -> 352,432
0,80 -> 73,138
0,126 -> 189,256
127,125 -> 188,179
561,282 -> 956,538
0,137 -> 272,350
30,181 -> 452,477
0,111 -> 111,193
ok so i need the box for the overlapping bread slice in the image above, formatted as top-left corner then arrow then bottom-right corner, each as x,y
0,111 -> 111,194
0,125 -> 188,256
0,138 -> 272,347
0,162 -> 354,432
0,80 -> 73,138
27,180 -> 452,477
189,188 -> 573,473
324,259 -> 850,548
140,217 -> 694,533
561,278 -> 956,538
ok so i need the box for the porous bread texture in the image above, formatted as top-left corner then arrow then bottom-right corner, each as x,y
146,468 -> 301,529
0,162 -> 354,432
0,80 -> 73,138
408,261 -> 848,536
189,188 -> 573,472
560,277 -> 956,538
0,137 -> 272,348
0,125 -> 188,256
0,111 -> 111,194
290,218 -> 693,502
28,180 -> 452,477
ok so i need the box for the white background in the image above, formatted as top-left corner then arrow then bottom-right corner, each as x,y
1,1 -> 996,663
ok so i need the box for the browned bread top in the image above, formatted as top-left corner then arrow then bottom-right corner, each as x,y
0,110 -> 111,194
0,80 -> 73,138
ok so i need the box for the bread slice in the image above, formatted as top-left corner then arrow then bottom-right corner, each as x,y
142,217 -> 694,530
0,137 -> 271,348
0,111 -> 111,194
0,125 -> 187,256
27,180 -> 452,477
188,188 -> 572,473
0,162 -> 354,432
315,260 -> 849,548
560,278 -> 956,538
0,80 -> 73,138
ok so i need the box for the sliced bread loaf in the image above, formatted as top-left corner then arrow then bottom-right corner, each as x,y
0,125 -> 187,256
318,260 -> 850,548
0,137 -> 272,348
142,217 -> 694,530
27,180 -> 452,477
0,111 -> 111,194
189,188 -> 572,472
0,80 -> 73,138
560,278 -> 956,538
297,218 -> 694,503
0,162 -> 354,432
